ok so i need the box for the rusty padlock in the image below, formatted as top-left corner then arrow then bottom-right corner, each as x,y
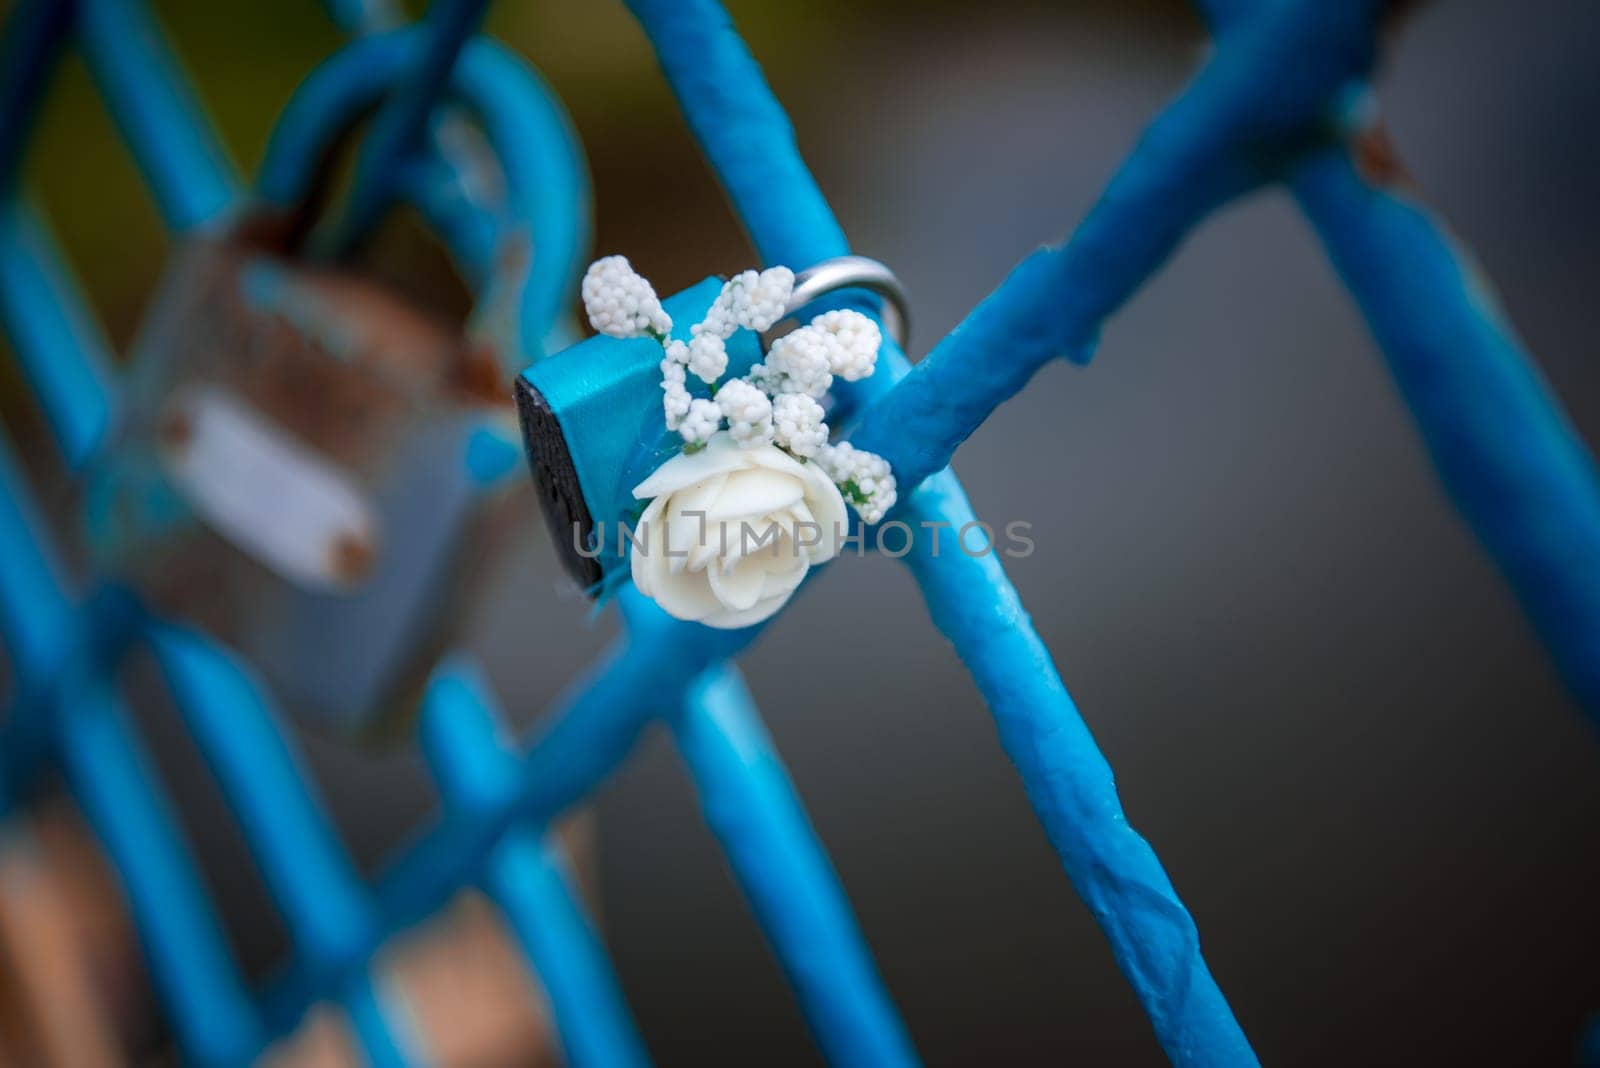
81,217 -> 523,740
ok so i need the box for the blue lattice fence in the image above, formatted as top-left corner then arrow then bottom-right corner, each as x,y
2,0 -> 1596,1065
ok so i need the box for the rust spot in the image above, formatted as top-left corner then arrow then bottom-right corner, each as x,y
456,341 -> 511,405
159,408 -> 193,451
1352,121 -> 1412,188
329,532 -> 376,584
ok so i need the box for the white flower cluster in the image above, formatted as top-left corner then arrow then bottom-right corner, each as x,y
816,442 -> 898,524
716,379 -> 773,448
772,394 -> 827,458
760,327 -> 834,399
582,256 -> 898,524
697,266 -> 795,339
581,256 -> 672,339
812,309 -> 881,381
680,398 -> 722,443
659,354 -> 691,431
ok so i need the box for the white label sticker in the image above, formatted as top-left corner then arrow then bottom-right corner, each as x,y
159,384 -> 380,592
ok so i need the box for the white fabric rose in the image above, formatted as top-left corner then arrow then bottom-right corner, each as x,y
631,432 -> 846,628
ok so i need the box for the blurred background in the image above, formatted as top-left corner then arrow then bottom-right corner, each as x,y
4,0 -> 1599,1064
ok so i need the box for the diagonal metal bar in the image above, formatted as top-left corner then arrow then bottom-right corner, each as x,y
1292,145 -> 1600,714
257,618 -> 694,1035
0,0 -> 72,190
146,624 -> 379,972
670,662 -> 919,1068
0,198 -> 118,469
0,432 -> 76,705
420,659 -> 651,1068
847,1 -> 1384,489
74,0 -> 239,232
486,834 -> 653,1068
58,672 -> 265,1067
837,0 -> 1600,723
342,970 -> 425,1068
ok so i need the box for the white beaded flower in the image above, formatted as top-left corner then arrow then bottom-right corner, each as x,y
582,255 -> 672,339
812,309 -> 881,381
716,378 -> 775,448
679,397 -> 723,446
817,441 -> 898,524
771,393 -> 827,458
763,325 -> 835,399
685,334 -> 729,384
693,303 -> 735,341
729,266 -> 795,332
660,358 -> 691,431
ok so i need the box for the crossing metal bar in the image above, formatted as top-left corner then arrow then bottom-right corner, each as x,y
421,660 -> 650,1068
376,613 -> 711,930
342,970 -> 425,1068
847,2 -> 1383,488
0,434 -> 76,706
670,663 -> 918,1067
1,0 -> 1592,1065
1291,145 -> 1600,713
486,834 -> 652,1067
58,673 -> 264,1067
624,0 -> 1257,1061
0,199 -> 118,469
75,0 -> 239,232
146,625 -> 379,971
0,0 -> 71,189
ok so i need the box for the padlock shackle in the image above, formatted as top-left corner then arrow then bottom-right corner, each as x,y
258,27 -> 589,368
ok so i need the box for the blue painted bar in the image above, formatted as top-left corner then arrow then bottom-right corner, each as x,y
671,663 -> 918,1067
1293,146 -> 1600,715
0,431 -> 75,802
0,198 -> 118,469
74,0 -> 238,232
417,660 -> 521,812
263,646 -> 664,1040
620,2 -> 1257,1060
421,660 -> 651,1067
58,672 -> 264,1067
372,614 -> 719,935
145,623 -> 378,970
505,448 -> 1251,1066
325,0 -> 492,256
901,473 -> 1255,1066
488,832 -> 652,1068
848,2 -> 1385,490
0,0 -> 72,188
264,638 -> 655,1023
624,0 -> 846,272
343,971 -> 423,1068
0,433 -> 75,700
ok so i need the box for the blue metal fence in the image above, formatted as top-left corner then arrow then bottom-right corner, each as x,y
1,0 -> 1594,1064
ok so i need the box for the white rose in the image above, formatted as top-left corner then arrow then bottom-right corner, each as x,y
630,432 -> 846,628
